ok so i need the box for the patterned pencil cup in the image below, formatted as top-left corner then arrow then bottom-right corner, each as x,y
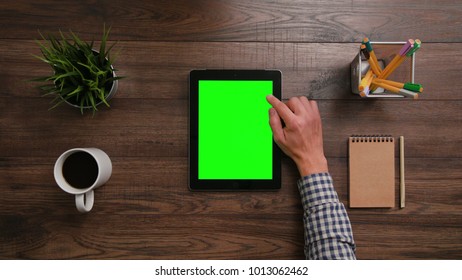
351,42 -> 416,98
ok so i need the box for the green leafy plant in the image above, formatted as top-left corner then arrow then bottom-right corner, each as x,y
33,26 -> 121,114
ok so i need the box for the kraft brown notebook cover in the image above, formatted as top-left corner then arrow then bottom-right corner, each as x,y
349,136 -> 395,208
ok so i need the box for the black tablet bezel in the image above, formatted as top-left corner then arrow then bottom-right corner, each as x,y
189,69 -> 282,191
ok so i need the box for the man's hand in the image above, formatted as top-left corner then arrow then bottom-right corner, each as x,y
266,95 -> 328,177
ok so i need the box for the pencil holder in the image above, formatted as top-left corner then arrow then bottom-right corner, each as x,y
351,42 -> 416,98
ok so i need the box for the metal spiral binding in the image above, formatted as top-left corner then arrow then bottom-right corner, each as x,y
350,135 -> 394,143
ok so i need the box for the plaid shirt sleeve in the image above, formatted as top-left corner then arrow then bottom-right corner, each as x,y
297,172 -> 356,260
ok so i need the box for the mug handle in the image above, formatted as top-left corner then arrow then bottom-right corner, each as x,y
75,190 -> 94,213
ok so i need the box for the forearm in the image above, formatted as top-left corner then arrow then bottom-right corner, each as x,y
297,172 -> 356,260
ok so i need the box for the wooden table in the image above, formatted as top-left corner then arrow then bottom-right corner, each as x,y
1,0 -> 461,259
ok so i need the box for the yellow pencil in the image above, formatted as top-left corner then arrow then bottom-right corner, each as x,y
372,81 -> 400,93
361,44 -> 381,76
358,69 -> 373,92
362,38 -> 382,76
371,42 -> 411,91
372,82 -> 419,98
373,78 -> 403,88
373,78 -> 424,92
371,40 -> 421,92
359,73 -> 374,97
381,39 -> 414,78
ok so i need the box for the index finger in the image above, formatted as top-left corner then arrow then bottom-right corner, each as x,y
266,95 -> 294,122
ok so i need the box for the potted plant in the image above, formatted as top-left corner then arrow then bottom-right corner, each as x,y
33,26 -> 121,114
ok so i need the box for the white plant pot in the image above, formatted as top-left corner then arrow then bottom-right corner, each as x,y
61,50 -> 118,110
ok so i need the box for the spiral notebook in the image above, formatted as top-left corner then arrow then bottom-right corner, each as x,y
349,136 -> 395,208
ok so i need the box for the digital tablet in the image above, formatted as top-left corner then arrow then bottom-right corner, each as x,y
189,69 -> 282,190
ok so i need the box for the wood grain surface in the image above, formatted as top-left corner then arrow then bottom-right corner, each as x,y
0,0 -> 461,260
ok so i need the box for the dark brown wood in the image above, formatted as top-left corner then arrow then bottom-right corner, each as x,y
0,157 -> 460,259
0,0 -> 461,260
1,41 -> 461,100
0,0 -> 461,42
1,99 -> 461,158
1,157 -> 460,215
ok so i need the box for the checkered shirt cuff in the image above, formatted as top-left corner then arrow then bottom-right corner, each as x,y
297,172 -> 339,210
297,172 -> 356,260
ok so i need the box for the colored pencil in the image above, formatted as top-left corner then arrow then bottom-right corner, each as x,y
358,69 -> 373,92
380,39 -> 414,78
362,38 -> 382,76
370,39 -> 414,92
386,39 -> 421,77
371,81 -> 419,98
360,86 -> 370,97
358,38 -> 423,98
361,44 -> 381,76
373,78 -> 423,92
359,71 -> 374,97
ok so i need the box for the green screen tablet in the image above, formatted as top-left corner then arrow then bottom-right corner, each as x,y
189,70 -> 281,190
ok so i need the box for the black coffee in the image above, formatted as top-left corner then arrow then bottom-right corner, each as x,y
62,151 -> 99,189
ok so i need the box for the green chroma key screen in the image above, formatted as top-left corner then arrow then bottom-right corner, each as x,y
198,80 -> 273,179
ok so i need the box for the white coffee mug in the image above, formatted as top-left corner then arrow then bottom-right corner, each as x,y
54,148 -> 112,213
